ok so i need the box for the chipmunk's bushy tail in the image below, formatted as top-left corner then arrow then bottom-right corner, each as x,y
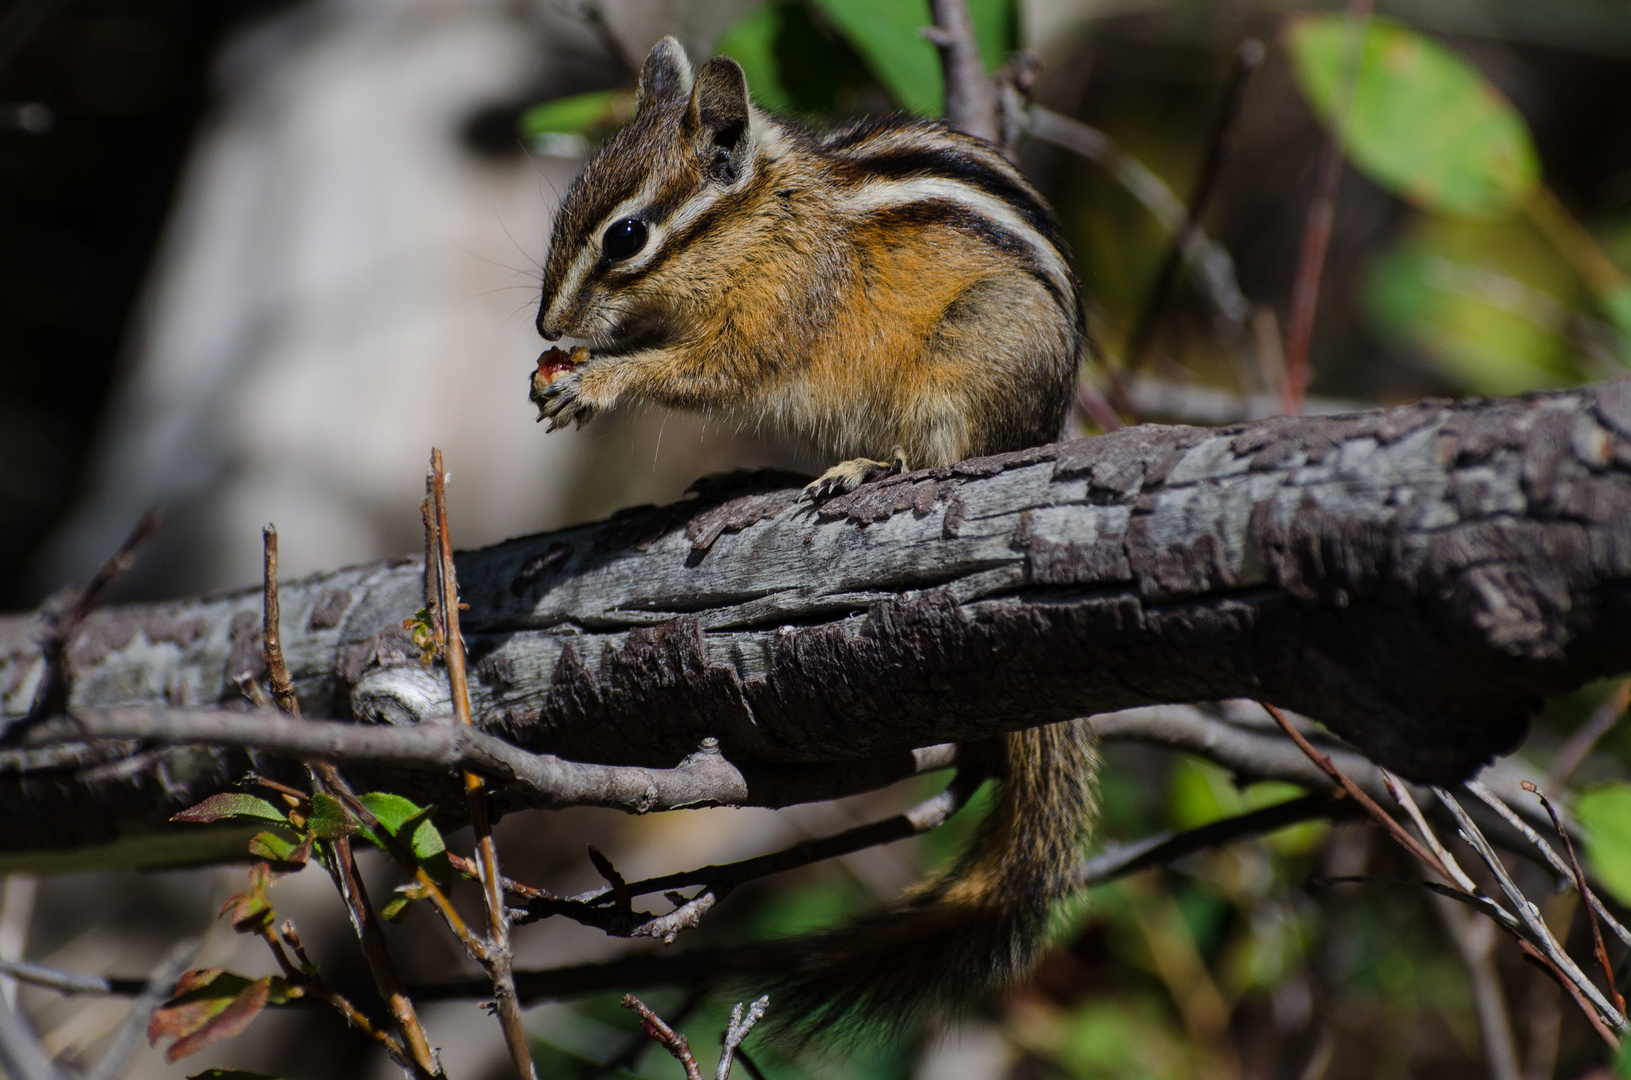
729,720 -> 1099,1046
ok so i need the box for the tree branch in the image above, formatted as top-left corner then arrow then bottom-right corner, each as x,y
1,383 -> 1630,862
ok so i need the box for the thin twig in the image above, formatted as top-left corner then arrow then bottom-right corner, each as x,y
430,448 -> 536,1080
519,778 -> 974,937
1380,766 -> 1478,892
716,996 -> 769,1080
1432,787 -> 1626,1040
1026,105 -> 1250,331
583,991 -> 705,1080
1281,0 -> 1375,414
1122,38 -> 1263,374
1524,781 -> 1627,1015
622,994 -> 702,1080
1548,681 -> 1629,791
16,510 -> 160,734
272,921 -> 409,1066
1260,703 -> 1455,883
1081,792 -> 1353,886
1463,780 -> 1631,950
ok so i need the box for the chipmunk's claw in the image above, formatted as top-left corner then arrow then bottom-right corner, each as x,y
801,447 -> 908,501
531,369 -> 598,432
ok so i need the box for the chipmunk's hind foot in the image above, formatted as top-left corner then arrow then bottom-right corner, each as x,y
803,447 -> 908,500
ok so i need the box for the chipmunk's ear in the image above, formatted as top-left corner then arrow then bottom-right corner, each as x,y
686,56 -> 752,183
636,36 -> 693,112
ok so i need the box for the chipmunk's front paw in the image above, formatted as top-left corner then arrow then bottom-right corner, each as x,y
802,447 -> 909,501
530,363 -> 598,432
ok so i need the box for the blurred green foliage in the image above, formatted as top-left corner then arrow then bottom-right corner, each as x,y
1577,782 -> 1631,907
1287,14 -> 1631,389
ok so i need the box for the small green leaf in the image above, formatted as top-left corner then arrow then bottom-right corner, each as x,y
247,828 -> 308,866
1576,782 -> 1631,907
1285,15 -> 1540,217
307,793 -> 358,841
173,793 -> 287,825
358,792 -> 452,886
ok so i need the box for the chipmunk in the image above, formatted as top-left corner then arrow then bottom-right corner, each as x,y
533,37 -> 1097,1042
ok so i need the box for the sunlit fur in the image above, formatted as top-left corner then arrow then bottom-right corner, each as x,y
536,39 -> 1081,467
536,37 -> 1098,1044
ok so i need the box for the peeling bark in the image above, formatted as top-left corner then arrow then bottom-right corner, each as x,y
4,382 -> 1631,862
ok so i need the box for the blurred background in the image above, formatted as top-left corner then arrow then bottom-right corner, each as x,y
2,0 -> 1630,1078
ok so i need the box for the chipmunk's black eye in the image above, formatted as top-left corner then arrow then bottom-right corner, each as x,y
601,218 -> 647,262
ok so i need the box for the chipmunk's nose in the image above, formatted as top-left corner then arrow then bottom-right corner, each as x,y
538,323 -> 562,341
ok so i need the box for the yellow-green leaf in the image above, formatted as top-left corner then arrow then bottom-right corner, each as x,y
1285,15 -> 1540,218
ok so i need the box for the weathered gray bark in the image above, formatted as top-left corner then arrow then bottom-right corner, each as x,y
4,380 -> 1631,865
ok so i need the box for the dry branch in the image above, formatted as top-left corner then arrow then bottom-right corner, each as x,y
2,383 -> 1631,864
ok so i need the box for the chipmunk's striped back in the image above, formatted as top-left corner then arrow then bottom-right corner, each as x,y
533,37 -> 1098,1048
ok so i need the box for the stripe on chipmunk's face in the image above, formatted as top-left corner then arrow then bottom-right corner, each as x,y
536,40 -> 767,351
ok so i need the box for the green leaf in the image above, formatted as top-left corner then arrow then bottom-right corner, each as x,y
307,793 -> 358,841
518,90 -> 635,138
246,827 -> 309,867
1576,782 -> 1631,907
358,792 -> 452,886
173,793 -> 287,825
1285,15 -> 1540,218
815,0 -> 944,114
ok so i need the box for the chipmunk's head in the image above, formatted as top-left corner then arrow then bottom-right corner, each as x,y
536,37 -> 771,351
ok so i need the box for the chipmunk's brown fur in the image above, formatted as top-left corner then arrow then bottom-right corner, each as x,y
535,37 -> 1097,1042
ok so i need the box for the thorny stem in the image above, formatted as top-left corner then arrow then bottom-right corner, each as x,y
262,526 -> 442,1079
1282,0 -> 1375,414
1524,781 -> 1627,1016
429,448 -> 537,1080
